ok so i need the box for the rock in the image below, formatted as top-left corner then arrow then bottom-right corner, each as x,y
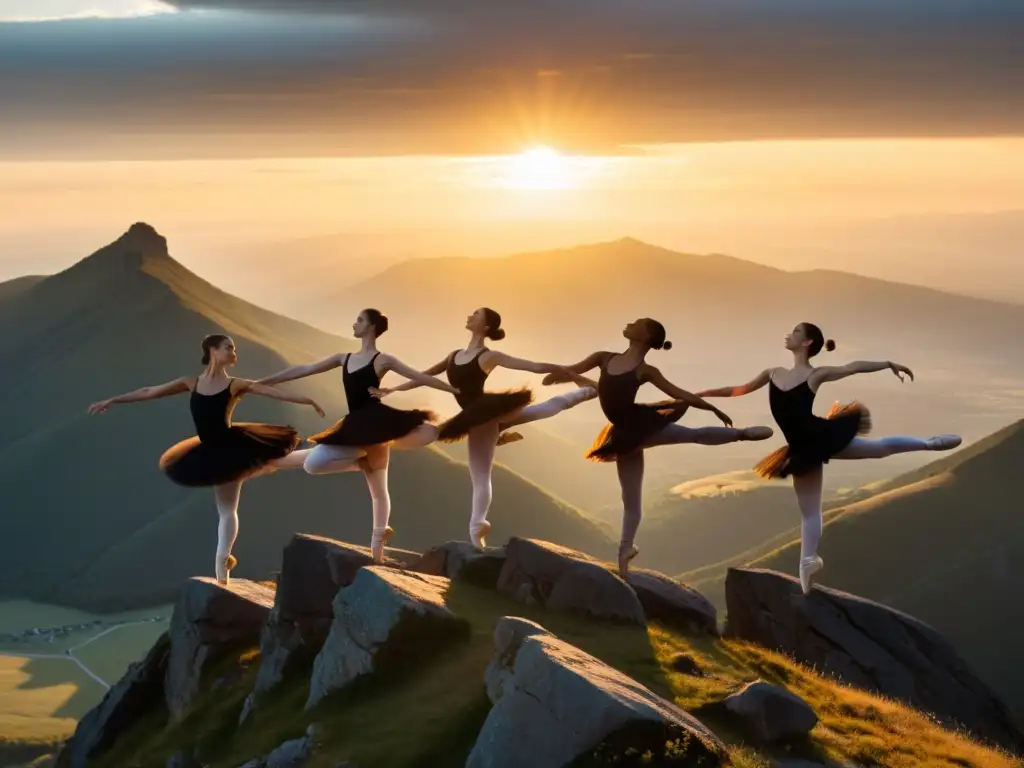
722,680 -> 818,743
626,569 -> 718,634
484,617 -> 552,701
235,726 -> 316,768
165,578 -> 273,721
167,750 -> 202,768
725,568 -> 1024,753
467,621 -> 727,768
412,541 -> 506,588
496,538 -> 645,625
56,633 -> 171,768
250,534 -> 419,706
305,567 -> 470,709
667,652 -> 704,677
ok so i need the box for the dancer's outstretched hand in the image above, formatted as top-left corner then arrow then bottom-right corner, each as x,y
889,363 -> 914,382
309,400 -> 326,418
87,400 -> 111,415
714,409 -> 734,427
369,387 -> 392,399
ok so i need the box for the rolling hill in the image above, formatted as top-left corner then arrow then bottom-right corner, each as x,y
0,275 -> 45,303
698,419 -> 1024,715
0,223 -> 612,611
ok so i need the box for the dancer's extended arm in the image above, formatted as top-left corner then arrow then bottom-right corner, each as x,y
696,369 -> 773,398
87,377 -> 192,414
540,351 -> 608,385
379,354 -> 460,395
235,380 -> 326,417
372,355 -> 449,396
257,353 -> 345,386
644,367 -> 734,426
809,360 -> 913,388
487,351 -> 594,388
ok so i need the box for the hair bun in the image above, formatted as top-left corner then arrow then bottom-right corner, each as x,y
662,340 -> 673,351
491,328 -> 506,341
825,339 -> 836,352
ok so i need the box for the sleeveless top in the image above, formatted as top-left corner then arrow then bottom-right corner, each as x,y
343,352 -> 381,412
768,377 -> 817,446
189,383 -> 238,442
596,357 -> 644,424
446,349 -> 489,408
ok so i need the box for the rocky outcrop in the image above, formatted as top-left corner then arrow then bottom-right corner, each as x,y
725,567 -> 1024,753
305,567 -> 470,709
626,569 -> 718,634
166,578 -> 274,721
467,616 -> 727,768
722,680 -> 818,743
56,633 -> 171,768
413,541 -> 506,588
251,534 -> 419,702
235,724 -> 320,768
496,538 -> 645,625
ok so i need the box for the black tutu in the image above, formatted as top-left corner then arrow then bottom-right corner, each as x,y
754,401 -> 872,479
586,401 -> 690,462
438,389 -> 533,442
307,401 -> 436,447
160,423 -> 300,487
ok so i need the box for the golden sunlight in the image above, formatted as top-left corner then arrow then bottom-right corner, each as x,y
502,146 -> 574,190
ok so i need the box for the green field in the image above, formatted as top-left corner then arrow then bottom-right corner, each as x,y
0,601 -> 171,757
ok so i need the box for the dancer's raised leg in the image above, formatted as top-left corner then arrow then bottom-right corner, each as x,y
834,434 -> 961,459
615,450 -> 644,579
390,423 -> 439,451
466,421 -> 500,548
213,481 -> 242,584
302,444 -> 367,475
641,422 -> 773,449
792,465 -> 825,595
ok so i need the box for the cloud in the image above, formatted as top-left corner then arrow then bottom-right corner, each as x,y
1,0 -> 1022,158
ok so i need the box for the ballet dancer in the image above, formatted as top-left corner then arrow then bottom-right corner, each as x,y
372,307 -> 596,549
86,334 -> 325,584
257,308 -> 458,561
696,321 -> 962,593
543,317 -> 775,578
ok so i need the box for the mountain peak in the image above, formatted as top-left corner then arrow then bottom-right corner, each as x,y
117,222 -> 169,256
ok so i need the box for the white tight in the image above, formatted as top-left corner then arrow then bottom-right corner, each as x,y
465,388 -> 595,533
213,481 -> 242,579
793,435 -> 936,563
616,423 -> 755,551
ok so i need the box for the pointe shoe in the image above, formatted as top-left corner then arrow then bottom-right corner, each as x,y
216,554 -> 238,585
470,520 -> 492,550
496,431 -> 524,447
742,426 -> 774,441
799,555 -> 824,595
370,526 -> 394,564
617,545 -> 639,580
926,434 -> 962,451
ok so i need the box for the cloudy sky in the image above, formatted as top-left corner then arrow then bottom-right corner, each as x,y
1,0 -> 1022,158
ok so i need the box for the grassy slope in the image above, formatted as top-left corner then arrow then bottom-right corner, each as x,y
93,580 -> 1016,768
691,420 -> 1024,715
0,226 -> 611,611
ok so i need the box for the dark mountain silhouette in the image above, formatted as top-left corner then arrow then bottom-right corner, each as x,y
0,224 -> 611,611
0,274 -> 45,303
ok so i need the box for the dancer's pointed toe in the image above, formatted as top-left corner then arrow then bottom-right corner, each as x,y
617,545 -> 639,580
742,426 -> 774,441
371,526 -> 394,563
926,434 -> 962,451
799,555 -> 824,595
470,520 -> 492,550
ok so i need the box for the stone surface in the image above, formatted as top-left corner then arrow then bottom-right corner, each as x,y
626,569 -> 718,635
722,680 -> 818,743
250,534 -> 419,706
725,567 -> 1024,753
305,567 -> 470,709
467,621 -> 727,768
235,724 -> 319,768
497,538 -> 645,625
412,541 -> 506,588
56,633 -> 171,768
165,577 -> 274,721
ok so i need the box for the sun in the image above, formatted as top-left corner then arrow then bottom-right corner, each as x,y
503,146 -> 574,190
